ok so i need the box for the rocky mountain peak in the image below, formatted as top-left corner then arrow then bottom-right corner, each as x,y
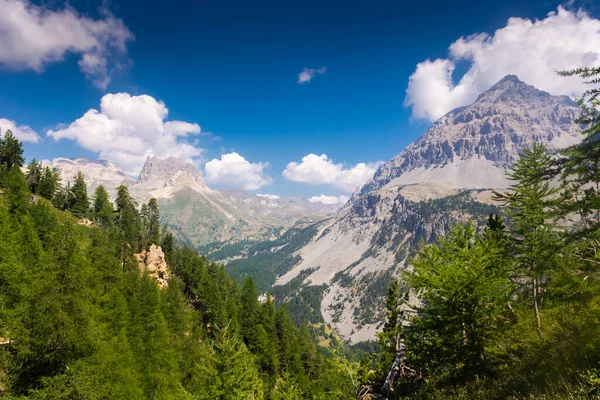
355,75 -> 582,197
472,74 -> 577,110
137,156 -> 205,187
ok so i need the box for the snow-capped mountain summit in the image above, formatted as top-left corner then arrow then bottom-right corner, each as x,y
356,75 -> 581,196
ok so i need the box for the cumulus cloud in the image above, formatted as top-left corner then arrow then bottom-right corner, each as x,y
256,194 -> 281,200
204,152 -> 271,190
282,153 -> 382,192
308,195 -> 349,205
0,0 -> 133,89
47,93 -> 202,175
0,117 -> 40,143
405,6 -> 600,121
297,67 -> 327,84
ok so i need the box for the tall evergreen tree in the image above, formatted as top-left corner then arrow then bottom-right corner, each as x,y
404,223 -> 512,379
38,166 -> 61,201
0,129 -> 25,179
148,198 -> 161,246
494,144 -> 562,336
92,185 -> 114,225
70,171 -> 89,218
376,278 -> 408,379
25,158 -> 41,194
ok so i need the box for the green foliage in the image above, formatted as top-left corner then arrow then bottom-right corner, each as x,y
37,166 -> 61,201
0,129 -> 25,179
92,185 -> 114,225
70,171 -> 90,218
403,223 -> 512,380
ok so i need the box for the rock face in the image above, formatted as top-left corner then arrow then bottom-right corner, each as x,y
277,75 -> 583,343
357,75 -> 581,195
135,245 -> 170,288
137,156 -> 206,188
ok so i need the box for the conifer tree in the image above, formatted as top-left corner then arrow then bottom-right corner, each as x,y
25,158 -> 41,194
240,276 -> 261,349
148,198 -> 161,246
494,144 -> 562,336
404,223 -> 512,379
0,129 -> 24,179
4,166 -> 30,216
38,166 -> 61,201
205,325 -> 264,399
70,171 -> 89,218
376,278 -> 408,378
92,185 -> 114,225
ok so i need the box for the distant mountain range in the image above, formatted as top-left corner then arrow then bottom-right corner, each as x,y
46,75 -> 584,343
44,156 -> 338,246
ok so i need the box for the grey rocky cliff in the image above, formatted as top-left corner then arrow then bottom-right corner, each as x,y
137,156 -> 205,187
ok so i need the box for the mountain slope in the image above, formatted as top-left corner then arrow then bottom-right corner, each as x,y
273,75 -> 583,342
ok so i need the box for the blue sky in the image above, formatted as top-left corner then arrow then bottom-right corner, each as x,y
1,0 -> 599,202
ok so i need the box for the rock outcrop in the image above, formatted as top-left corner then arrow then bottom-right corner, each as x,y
135,245 -> 170,288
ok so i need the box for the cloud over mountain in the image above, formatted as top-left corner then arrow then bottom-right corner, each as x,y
405,6 -> 600,121
283,153 -> 382,192
47,93 -> 202,176
308,195 -> 349,205
204,152 -> 271,190
0,0 -> 133,89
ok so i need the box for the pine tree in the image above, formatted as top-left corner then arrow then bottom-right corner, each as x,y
494,144 -> 562,336
70,171 -> 89,218
206,325 -> 264,400
38,166 -> 61,201
240,276 -> 261,349
4,166 -> 30,216
376,278 -> 408,379
92,185 -> 114,225
25,158 -> 41,194
148,198 -> 161,246
404,223 -> 512,379
0,129 -> 25,179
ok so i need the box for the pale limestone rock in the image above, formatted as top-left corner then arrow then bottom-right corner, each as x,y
135,245 -> 170,288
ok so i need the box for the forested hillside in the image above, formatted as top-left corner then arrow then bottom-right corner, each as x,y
0,132 -> 361,399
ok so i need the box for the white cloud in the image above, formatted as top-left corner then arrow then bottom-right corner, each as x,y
256,193 -> 281,200
0,0 -> 133,89
297,67 -> 327,84
47,93 -> 202,175
282,153 -> 382,192
0,117 -> 40,143
204,152 -> 271,190
405,6 -> 600,121
309,195 -> 349,205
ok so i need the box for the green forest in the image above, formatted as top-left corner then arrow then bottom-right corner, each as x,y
0,133 -> 362,398
2,67 -> 600,400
